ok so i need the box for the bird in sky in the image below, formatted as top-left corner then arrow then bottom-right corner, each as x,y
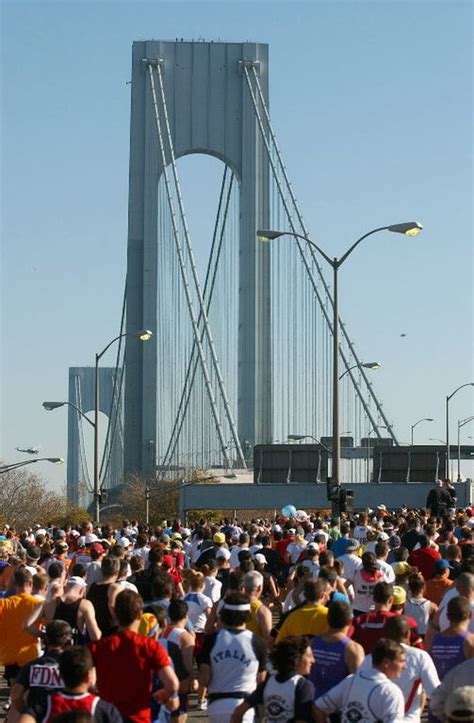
400,333 -> 407,337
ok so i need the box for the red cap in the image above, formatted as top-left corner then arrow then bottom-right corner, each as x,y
162,554 -> 174,568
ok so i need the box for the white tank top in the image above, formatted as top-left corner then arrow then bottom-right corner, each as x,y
263,674 -> 301,722
165,626 -> 186,648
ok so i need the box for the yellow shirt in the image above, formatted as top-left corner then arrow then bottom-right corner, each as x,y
275,602 -> 328,643
246,599 -> 263,636
0,592 -> 41,665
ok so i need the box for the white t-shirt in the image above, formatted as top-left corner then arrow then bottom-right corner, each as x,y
377,559 -> 395,583
338,553 -> 362,582
353,525 -> 371,546
315,668 -> 405,723
360,644 -> 440,722
230,545 -> 249,570
286,541 -> 307,565
134,545 -> 150,568
351,568 -> 385,612
405,597 -> 431,635
301,559 -> 320,578
204,576 -> 222,604
183,591 -> 212,632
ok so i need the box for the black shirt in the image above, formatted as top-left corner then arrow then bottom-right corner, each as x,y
16,652 -> 63,716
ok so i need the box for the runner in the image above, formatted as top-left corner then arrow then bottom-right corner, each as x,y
198,591 -> 267,723
314,638 -> 407,723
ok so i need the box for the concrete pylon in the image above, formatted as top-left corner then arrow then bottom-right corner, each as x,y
124,41 -> 272,477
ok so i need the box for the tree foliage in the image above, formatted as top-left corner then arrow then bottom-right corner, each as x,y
0,465 -> 88,530
115,474 -> 180,526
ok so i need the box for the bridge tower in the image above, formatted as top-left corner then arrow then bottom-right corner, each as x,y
124,41 -> 271,476
67,367 -> 123,506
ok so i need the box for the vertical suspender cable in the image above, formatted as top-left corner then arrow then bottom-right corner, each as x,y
161,170 -> 235,471
153,62 -> 245,469
147,62 -> 233,470
248,67 -> 397,444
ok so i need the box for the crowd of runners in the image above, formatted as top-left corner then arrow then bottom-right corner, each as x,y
0,487 -> 473,722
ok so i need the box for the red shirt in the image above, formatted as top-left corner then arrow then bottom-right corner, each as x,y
275,537 -> 294,563
351,610 -> 397,653
408,547 -> 441,580
90,629 -> 171,723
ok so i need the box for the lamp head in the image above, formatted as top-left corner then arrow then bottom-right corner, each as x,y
362,362 -> 381,370
256,229 -> 285,242
137,330 -> 153,341
43,402 -> 66,411
46,458 -> 64,464
287,434 -> 307,441
388,222 -> 423,236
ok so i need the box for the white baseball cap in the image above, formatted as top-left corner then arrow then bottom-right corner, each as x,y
216,548 -> 231,561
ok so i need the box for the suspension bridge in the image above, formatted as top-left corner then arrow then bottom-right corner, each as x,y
67,40 -> 401,507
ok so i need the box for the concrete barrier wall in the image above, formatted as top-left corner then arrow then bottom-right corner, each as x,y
179,481 -> 473,518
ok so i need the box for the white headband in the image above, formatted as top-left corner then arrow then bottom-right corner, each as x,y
222,603 -> 251,611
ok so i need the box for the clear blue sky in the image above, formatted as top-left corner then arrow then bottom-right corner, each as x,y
1,0 -> 473,492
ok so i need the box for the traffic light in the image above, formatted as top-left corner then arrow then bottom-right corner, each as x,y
326,477 -> 339,502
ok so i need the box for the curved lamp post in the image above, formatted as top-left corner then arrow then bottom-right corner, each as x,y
0,458 -> 64,474
339,361 -> 381,381
44,329 -> 153,521
445,382 -> 474,478
410,417 -> 434,446
258,222 -> 422,509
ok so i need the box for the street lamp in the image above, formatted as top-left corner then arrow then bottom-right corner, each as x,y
258,221 -> 422,507
43,401 -> 95,427
410,417 -> 434,445
445,382 -> 474,478
339,362 -> 381,381
0,458 -> 64,474
44,329 -> 153,522
94,330 -> 152,522
457,416 -> 474,482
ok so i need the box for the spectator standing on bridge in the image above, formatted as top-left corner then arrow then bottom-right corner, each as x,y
426,480 -> 452,518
